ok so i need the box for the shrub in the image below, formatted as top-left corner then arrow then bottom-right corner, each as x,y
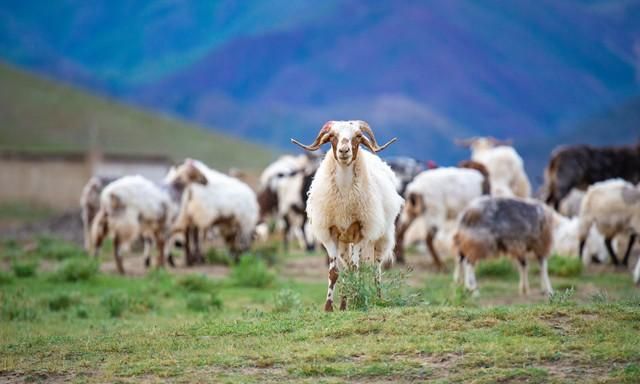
35,236 -> 86,261
52,258 -> 99,282
476,258 -> 516,278
273,288 -> 302,313
101,291 -> 128,318
186,293 -> 223,312
339,265 -> 419,311
1,294 -> 38,321
0,270 -> 14,285
11,259 -> 38,278
252,244 -> 279,266
176,274 -> 217,293
75,306 -> 89,319
205,248 -> 232,266
230,254 -> 274,288
549,287 -> 576,306
47,293 -> 77,311
548,255 -> 582,277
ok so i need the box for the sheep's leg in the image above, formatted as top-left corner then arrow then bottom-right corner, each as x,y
516,258 -> 529,296
282,215 -> 291,253
426,227 -> 444,270
462,259 -> 478,295
393,217 -> 411,265
155,232 -> 165,269
324,242 -> 340,312
454,252 -> 465,285
633,254 -> 640,286
339,242 -> 352,311
539,257 -> 554,296
622,234 -> 636,267
193,228 -> 204,264
143,237 -> 152,268
113,235 -> 125,275
184,226 -> 194,266
604,237 -> 620,266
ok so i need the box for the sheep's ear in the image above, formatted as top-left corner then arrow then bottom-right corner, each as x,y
187,164 -> 208,185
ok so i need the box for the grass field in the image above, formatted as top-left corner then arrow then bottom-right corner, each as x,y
0,61 -> 275,171
1,237 -> 640,383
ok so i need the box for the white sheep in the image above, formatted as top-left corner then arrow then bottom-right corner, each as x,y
168,159 -> 259,260
292,120 -> 403,312
90,175 -> 175,274
396,166 -> 489,268
550,212 -> 608,264
458,137 -> 531,198
578,179 -> 639,268
80,176 -> 114,252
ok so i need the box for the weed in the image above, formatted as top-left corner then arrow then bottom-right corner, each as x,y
252,243 -> 279,266
52,257 -> 99,282
0,270 -> 14,285
547,254 -> 582,277
591,289 -> 611,304
35,236 -> 86,261
476,258 -> 516,278
231,254 -> 275,288
101,291 -> 128,318
176,273 -> 218,293
47,293 -> 79,311
186,293 -> 223,312
205,248 -> 232,266
339,265 -> 418,311
549,287 -> 576,306
11,259 -> 38,278
1,293 -> 38,321
273,288 -> 302,313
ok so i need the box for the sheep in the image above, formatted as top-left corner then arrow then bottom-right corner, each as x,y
395,161 -> 490,267
543,142 -> 640,210
550,211 -> 608,264
257,154 -> 319,251
291,120 -> 403,312
453,197 -> 554,296
90,175 -> 175,274
577,179 -> 639,268
80,176 -> 115,252
457,137 -> 531,198
385,156 -> 427,195
168,159 -> 259,261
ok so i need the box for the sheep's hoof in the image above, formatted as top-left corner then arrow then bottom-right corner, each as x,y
324,301 -> 334,312
168,254 -> 176,268
144,257 -> 151,268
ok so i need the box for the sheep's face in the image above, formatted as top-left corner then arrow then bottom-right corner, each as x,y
327,121 -> 364,166
165,159 -> 208,187
290,120 -> 397,165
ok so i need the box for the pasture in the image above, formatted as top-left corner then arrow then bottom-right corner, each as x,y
1,237 -> 639,383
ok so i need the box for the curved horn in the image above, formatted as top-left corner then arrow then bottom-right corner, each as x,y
291,121 -> 333,151
357,120 -> 397,152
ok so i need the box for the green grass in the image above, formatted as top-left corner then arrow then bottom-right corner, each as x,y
0,61 -> 275,171
1,239 -> 639,383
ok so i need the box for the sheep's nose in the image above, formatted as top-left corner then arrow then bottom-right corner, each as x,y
339,147 -> 349,154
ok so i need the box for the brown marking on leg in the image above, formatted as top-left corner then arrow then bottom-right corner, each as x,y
113,235 -> 125,275
325,265 -> 339,312
155,232 -> 165,268
426,227 -> 444,270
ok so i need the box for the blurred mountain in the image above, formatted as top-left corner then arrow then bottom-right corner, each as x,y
1,0 -> 639,181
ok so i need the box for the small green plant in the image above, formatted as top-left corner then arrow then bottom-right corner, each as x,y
0,270 -> 14,285
52,257 -> 99,282
205,248 -> 232,266
252,244 -> 279,266
35,236 -> 86,261
231,254 -> 275,288
591,290 -> 611,304
549,287 -> 576,306
101,291 -> 129,318
476,258 -> 515,278
339,265 -> 418,311
75,306 -> 89,319
273,288 -> 302,313
176,273 -> 217,292
11,259 -> 38,278
47,293 -> 77,311
1,293 -> 38,321
186,293 -> 223,312
548,254 -> 582,277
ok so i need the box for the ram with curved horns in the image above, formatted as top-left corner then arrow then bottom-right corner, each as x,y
292,120 -> 404,311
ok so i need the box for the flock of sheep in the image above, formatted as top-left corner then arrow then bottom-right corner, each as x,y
80,120 -> 640,310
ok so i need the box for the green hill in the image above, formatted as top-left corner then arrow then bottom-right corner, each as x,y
0,61 -> 275,171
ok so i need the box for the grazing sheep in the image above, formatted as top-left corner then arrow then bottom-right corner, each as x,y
257,154 -> 319,251
292,120 -> 403,311
543,142 -> 640,210
457,137 -> 531,198
453,197 -> 554,296
395,162 -> 490,267
385,156 -> 427,195
168,159 -> 259,261
551,211 -> 608,264
80,176 -> 115,252
90,175 -> 175,274
577,179 -> 639,268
